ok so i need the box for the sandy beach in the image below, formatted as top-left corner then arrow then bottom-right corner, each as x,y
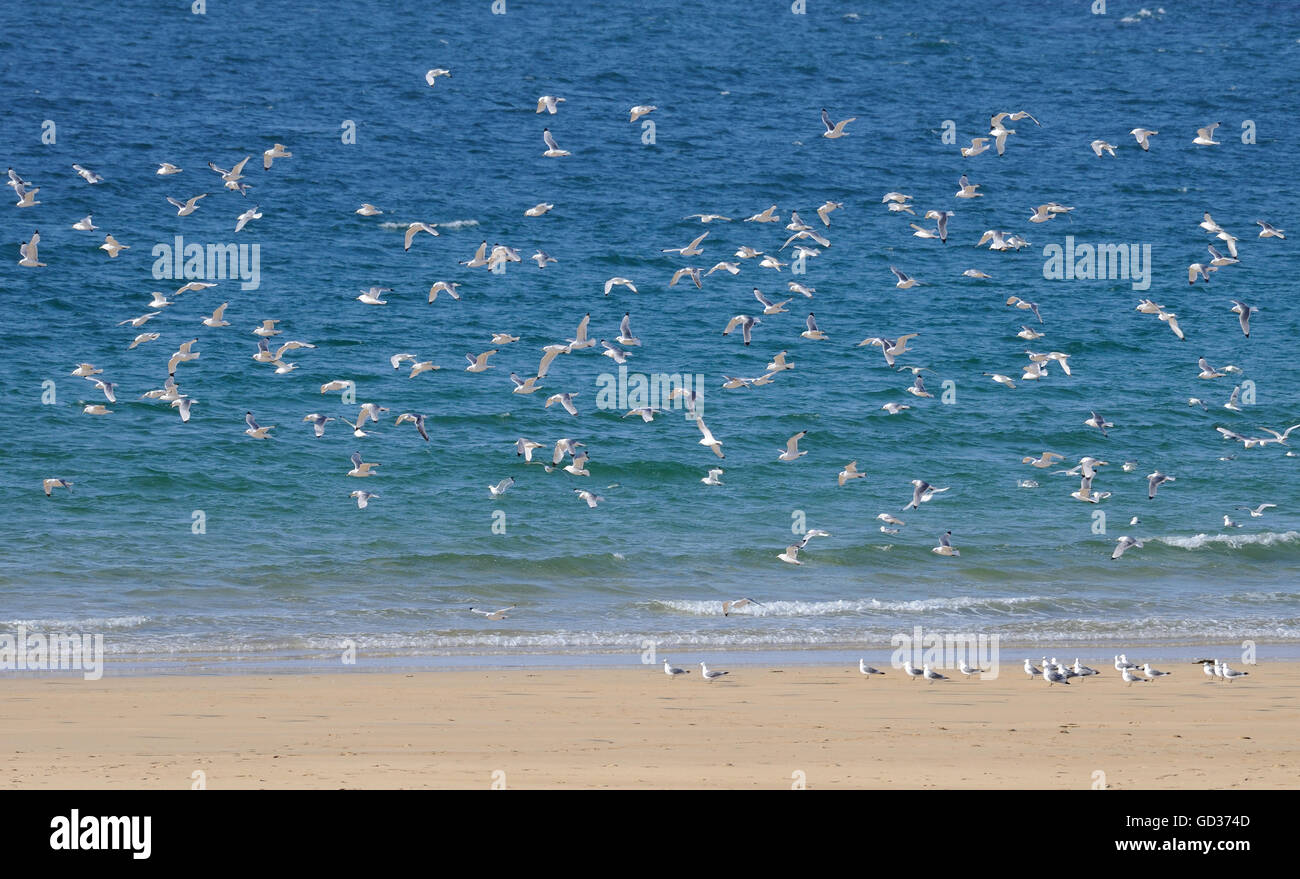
2,661 -> 1295,789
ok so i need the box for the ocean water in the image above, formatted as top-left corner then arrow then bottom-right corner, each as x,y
3,0 -> 1298,667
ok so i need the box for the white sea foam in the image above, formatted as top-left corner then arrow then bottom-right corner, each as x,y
1155,531 -> 1300,550
651,596 -> 1047,617
378,218 -> 479,230
3,615 -> 149,630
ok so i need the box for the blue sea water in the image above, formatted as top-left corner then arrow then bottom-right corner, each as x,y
2,0 -> 1298,668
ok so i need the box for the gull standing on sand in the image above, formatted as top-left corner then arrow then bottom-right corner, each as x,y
860,659 -> 885,677
1143,663 -> 1171,680
664,659 -> 689,677
1121,667 -> 1148,686
699,662 -> 729,681
902,661 -> 925,681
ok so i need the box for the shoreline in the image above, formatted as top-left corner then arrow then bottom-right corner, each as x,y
2,640 -> 1293,678
2,661 -> 1293,789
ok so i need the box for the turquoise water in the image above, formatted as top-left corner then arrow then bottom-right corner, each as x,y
3,1 -> 1298,665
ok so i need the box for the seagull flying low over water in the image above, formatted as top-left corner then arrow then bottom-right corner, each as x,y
1112,536 -> 1143,560
470,605 -> 515,621
722,598 -> 762,616
820,108 -> 855,138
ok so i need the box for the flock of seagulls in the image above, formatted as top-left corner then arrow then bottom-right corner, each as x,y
660,653 -> 1254,686
19,61 -> 1293,658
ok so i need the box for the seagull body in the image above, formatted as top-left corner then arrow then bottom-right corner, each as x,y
800,313 -> 827,341
1089,139 -> 1117,157
699,662 -> 729,681
303,414 -> 334,438
470,606 -> 516,622
574,489 -> 603,508
100,234 -> 129,258
860,659 -> 885,677
542,128 -> 569,157
1147,471 -> 1174,499
1193,122 -> 1221,145
243,412 -> 274,439
820,108 -> 855,138
347,452 -> 379,477
664,660 -> 689,677
536,95 -> 565,114
466,350 -> 498,372
923,664 -> 948,684
838,461 -> 864,486
545,392 -> 579,416
167,193 -> 207,216
932,531 -> 960,557
1085,411 -> 1113,437
955,174 -> 982,198
778,431 -> 808,462
722,598 -> 762,616
890,266 -> 919,289
1230,300 -> 1255,337
1130,128 -> 1158,150
1112,536 -> 1143,560
722,314 -> 761,346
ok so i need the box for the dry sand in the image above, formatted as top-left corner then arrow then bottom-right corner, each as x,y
2,661 -> 1295,789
